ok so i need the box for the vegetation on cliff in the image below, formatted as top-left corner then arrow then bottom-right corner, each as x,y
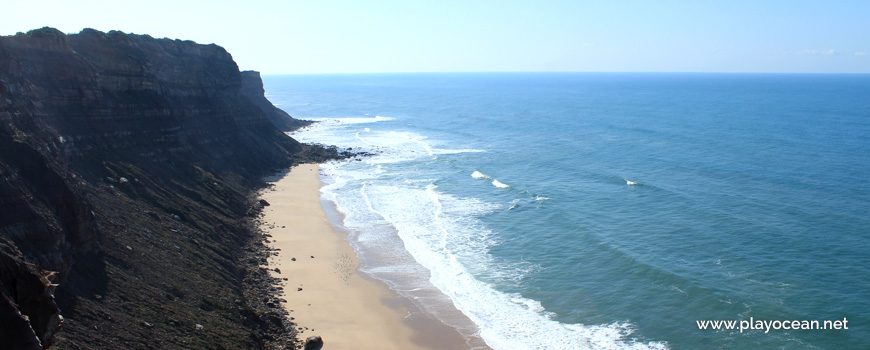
0,27 -> 341,349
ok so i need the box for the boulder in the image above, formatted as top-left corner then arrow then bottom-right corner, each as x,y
303,335 -> 323,350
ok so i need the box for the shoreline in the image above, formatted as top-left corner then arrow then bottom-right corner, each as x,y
259,164 -> 471,349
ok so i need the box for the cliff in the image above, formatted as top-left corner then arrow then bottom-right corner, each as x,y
0,27 -> 339,349
240,70 -> 311,131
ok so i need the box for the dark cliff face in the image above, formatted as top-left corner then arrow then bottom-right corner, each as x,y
1,28 -> 303,172
0,27 -> 334,349
240,70 -> 311,131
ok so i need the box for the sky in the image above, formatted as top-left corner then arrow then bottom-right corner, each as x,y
2,0 -> 868,74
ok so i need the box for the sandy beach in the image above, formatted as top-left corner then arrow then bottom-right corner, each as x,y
259,163 -> 425,349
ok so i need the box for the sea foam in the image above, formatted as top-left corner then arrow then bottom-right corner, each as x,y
295,115 -> 667,350
472,171 -> 490,179
492,179 -> 510,188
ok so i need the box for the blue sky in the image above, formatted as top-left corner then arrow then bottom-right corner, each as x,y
3,0 -> 868,73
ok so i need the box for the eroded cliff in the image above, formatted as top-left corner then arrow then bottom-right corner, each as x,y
241,70 -> 311,131
0,27 -> 336,349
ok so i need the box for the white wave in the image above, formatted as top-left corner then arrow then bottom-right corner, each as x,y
433,148 -> 487,155
472,171 -> 490,179
337,180 -> 666,349
367,183 -> 663,349
295,115 -> 668,350
492,179 -> 510,188
536,196 -> 550,201
314,115 -> 395,125
404,178 -> 435,184
509,295 -> 548,313
401,132 -> 434,156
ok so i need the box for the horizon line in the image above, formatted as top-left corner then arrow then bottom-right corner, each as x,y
258,71 -> 870,76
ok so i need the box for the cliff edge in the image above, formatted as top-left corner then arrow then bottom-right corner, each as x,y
0,27 -> 336,349
240,70 -> 311,131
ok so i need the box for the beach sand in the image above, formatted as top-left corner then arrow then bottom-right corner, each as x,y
259,164 -> 429,349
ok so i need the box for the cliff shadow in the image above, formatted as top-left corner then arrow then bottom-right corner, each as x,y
54,251 -> 108,314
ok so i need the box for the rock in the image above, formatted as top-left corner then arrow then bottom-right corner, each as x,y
303,335 -> 323,350
291,257 -> 296,261
0,241 -> 61,349
240,71 -> 311,131
0,27 -> 348,349
259,199 -> 270,207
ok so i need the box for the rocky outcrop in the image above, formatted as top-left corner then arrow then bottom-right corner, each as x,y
0,27 -> 340,349
240,70 -> 311,131
0,240 -> 61,350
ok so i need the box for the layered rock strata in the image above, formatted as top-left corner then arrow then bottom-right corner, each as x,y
0,27 -> 335,349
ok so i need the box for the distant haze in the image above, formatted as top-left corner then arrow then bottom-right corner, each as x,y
3,0 -> 869,74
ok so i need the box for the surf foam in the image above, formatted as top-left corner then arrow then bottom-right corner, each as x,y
295,115 -> 668,350
492,179 -> 510,188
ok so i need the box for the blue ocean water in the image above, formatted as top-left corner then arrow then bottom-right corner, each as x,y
264,73 -> 870,349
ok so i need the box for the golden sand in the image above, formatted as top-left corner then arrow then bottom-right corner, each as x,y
259,164 -> 424,349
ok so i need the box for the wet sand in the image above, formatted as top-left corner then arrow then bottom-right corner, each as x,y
259,164 -> 434,349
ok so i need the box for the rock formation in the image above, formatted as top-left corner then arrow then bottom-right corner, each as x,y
303,335 -> 324,350
240,70 -> 311,131
0,241 -> 61,350
0,27 -> 339,349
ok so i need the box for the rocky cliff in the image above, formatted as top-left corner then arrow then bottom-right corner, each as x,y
0,27 -> 338,349
240,70 -> 311,131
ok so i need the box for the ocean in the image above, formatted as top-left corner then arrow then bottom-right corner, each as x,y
264,73 -> 870,349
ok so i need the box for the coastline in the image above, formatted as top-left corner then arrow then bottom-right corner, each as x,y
259,164 -> 469,349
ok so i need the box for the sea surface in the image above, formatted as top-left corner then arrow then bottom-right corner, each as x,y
264,73 -> 870,349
